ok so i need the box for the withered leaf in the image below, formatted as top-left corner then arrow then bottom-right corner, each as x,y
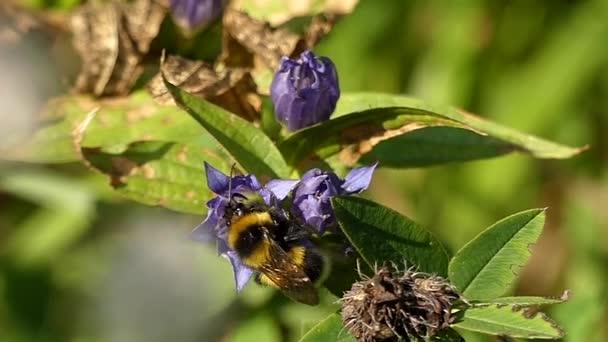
221,9 -> 301,71
147,54 -> 260,121
220,9 -> 340,95
304,13 -> 340,48
70,0 -> 167,97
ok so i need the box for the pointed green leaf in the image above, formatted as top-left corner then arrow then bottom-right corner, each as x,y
83,140 -> 230,214
448,209 -> 546,300
299,313 -> 354,342
332,196 -> 449,276
453,304 -> 564,339
279,93 -> 585,168
163,77 -> 291,179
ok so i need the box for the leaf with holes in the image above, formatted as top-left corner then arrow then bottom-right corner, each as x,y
279,93 -> 585,168
453,304 -> 564,339
448,209 -> 546,300
0,91 -> 214,163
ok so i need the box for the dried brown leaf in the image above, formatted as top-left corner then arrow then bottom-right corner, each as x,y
338,122 -> 427,166
304,13 -> 340,48
222,9 -> 301,71
220,9 -> 339,95
70,0 -> 167,96
147,55 -> 260,121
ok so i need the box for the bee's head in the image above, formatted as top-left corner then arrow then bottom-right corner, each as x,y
223,190 -> 267,224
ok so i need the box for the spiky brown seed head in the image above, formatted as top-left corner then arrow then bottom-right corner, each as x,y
340,265 -> 463,342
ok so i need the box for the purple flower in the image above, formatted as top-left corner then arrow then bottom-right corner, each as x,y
191,162 -> 297,292
291,162 -> 378,233
270,50 -> 340,132
170,0 -> 226,35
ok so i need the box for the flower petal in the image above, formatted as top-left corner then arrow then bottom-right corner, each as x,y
342,162 -> 379,194
265,179 -> 299,201
189,197 -> 223,242
204,162 -> 230,194
222,249 -> 254,292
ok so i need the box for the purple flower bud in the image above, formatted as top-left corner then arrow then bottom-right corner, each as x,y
291,162 -> 378,233
270,50 -> 340,132
170,0 -> 226,35
190,162 -> 297,292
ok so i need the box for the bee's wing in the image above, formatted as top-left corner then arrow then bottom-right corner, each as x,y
259,237 -> 319,305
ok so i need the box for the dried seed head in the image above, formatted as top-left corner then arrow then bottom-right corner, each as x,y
340,265 -> 463,342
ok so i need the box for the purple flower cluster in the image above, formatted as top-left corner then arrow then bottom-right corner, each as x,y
270,50 -> 340,132
191,162 -> 377,291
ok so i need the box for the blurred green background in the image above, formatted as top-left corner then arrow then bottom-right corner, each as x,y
1,0 -> 607,341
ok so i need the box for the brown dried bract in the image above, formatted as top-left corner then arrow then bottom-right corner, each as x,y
147,54 -> 261,121
70,0 -> 167,96
303,13 -> 340,49
341,265 -> 463,342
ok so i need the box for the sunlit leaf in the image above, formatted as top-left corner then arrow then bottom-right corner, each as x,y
332,196 -> 449,276
279,93 -> 585,168
0,91 -> 212,163
163,76 -> 291,179
453,304 -> 564,339
298,313 -> 354,342
448,209 -> 546,300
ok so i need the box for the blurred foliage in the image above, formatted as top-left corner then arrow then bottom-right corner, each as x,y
1,0 -> 607,341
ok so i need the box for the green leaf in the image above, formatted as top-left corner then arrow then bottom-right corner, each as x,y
448,209 -> 546,300
299,313 -> 354,342
0,91 -> 210,163
453,304 -> 564,339
83,140 -> 230,214
163,77 -> 291,179
279,93 -> 585,168
332,196 -> 449,276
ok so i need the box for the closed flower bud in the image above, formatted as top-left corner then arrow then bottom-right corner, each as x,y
170,0 -> 226,35
341,265 -> 463,341
270,50 -> 340,131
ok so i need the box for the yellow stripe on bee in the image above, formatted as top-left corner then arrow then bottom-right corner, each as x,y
227,211 -> 273,250
258,273 -> 277,288
287,246 -> 306,268
258,246 -> 307,288
244,239 -> 272,268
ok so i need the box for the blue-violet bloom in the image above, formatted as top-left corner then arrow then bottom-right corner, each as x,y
291,162 -> 378,233
190,162 -> 297,292
270,50 -> 340,132
170,0 -> 226,35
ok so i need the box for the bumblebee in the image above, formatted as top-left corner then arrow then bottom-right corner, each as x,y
223,190 -> 326,305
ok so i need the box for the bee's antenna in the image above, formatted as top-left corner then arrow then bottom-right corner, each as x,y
228,163 -> 238,198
